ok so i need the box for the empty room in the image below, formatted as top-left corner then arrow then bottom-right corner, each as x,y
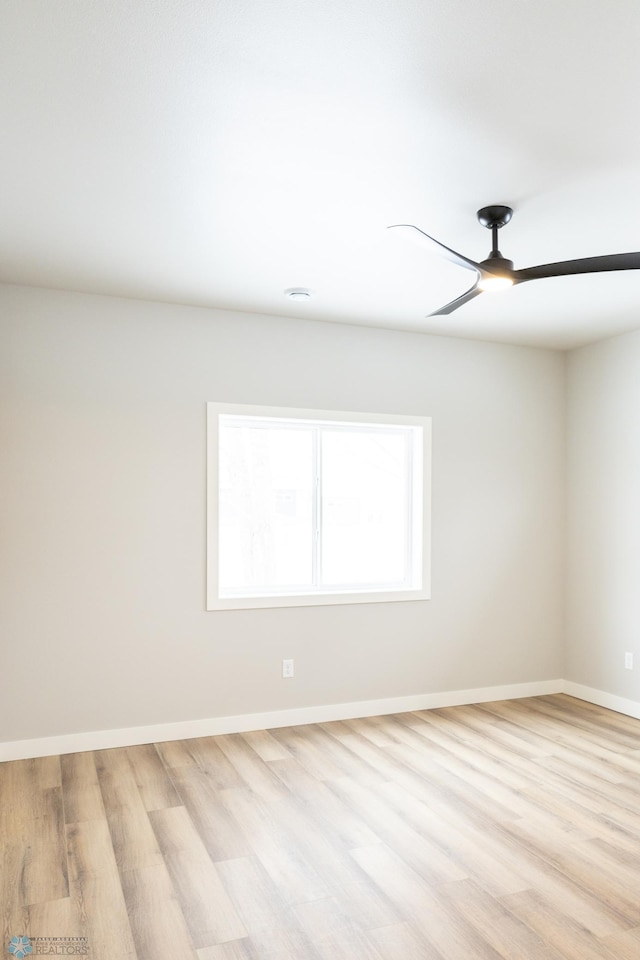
1,2 -> 640,959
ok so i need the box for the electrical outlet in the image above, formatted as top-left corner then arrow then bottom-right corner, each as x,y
282,658 -> 294,678
625,652 -> 633,670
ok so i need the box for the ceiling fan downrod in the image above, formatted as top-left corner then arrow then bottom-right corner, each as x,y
477,205 -> 513,260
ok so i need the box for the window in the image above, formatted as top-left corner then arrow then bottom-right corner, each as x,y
207,403 -> 431,609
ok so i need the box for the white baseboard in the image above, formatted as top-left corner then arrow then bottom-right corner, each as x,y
562,680 -> 640,721
3,678 -> 637,764
0,679 -> 563,762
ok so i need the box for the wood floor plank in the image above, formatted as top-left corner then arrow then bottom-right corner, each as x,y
328,776 -> 468,886
219,787 -> 331,904
395,711 -> 546,780
319,726 -> 449,803
468,708 -> 564,759
294,895 -> 402,960
94,748 -> 164,873
496,818 -> 640,927
414,707 -> 561,777
22,786 -> 69,905
61,752 -> 106,823
154,738 -> 201,770
440,878 -> 565,960
367,921 -> 444,960
119,862 -> 200,960
327,880 -> 400,931
1,841 -> 31,941
34,755 -> 64,791
311,929 -> 387,960
482,697 -> 637,764
292,895 -> 366,945
267,756 -> 322,795
373,779 -> 530,897
351,842 -> 506,960
589,831 -> 640,865
0,761 -> 26,841
125,743 -> 182,812
384,738 -> 523,824
379,778 -> 630,938
269,761 -> 380,849
518,782 -> 636,845
0,757 -> 69,906
268,726 -> 351,782
197,940 -> 258,960
183,737 -> 249,789
66,818 -> 137,960
520,696 -> 640,750
240,729 -> 292,762
157,736 -> 245,788
536,741 -> 630,786
532,752 -> 640,810
518,755 -> 640,838
531,717 -> 640,772
341,715 -> 399,747
253,789 -> 367,889
167,766 -> 252,862
378,717 -> 576,831
26,896 -> 85,936
149,805 -> 248,948
599,924 -> 640,960
461,820 -> 631,939
307,722 -> 400,786
501,888 -> 622,960
214,856 -> 322,958
213,734 -> 291,801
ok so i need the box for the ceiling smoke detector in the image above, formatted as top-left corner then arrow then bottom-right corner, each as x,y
285,288 -> 313,301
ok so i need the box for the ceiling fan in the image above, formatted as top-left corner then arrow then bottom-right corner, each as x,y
389,205 -> 640,316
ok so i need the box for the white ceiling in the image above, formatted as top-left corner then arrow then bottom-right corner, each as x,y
2,0 -> 640,349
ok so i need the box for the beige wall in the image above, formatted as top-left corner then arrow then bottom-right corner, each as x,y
0,284 -> 565,743
566,328 -> 640,697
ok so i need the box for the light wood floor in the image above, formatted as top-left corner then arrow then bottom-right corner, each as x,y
2,694 -> 640,960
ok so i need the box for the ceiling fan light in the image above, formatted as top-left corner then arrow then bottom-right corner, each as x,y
478,275 -> 514,292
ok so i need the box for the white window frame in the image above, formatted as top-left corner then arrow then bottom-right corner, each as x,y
207,402 -> 431,610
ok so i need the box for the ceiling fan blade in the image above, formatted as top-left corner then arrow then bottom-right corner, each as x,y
428,283 -> 483,316
388,224 -> 481,273
513,252 -> 640,283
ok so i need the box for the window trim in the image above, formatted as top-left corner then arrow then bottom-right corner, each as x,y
206,402 -> 431,610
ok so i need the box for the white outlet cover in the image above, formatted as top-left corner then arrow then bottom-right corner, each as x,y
282,659 -> 294,678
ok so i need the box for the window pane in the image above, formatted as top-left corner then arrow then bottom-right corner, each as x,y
321,429 -> 409,587
219,424 -> 313,592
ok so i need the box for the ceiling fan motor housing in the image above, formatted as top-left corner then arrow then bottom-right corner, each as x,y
477,205 -> 513,229
480,255 -> 514,273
